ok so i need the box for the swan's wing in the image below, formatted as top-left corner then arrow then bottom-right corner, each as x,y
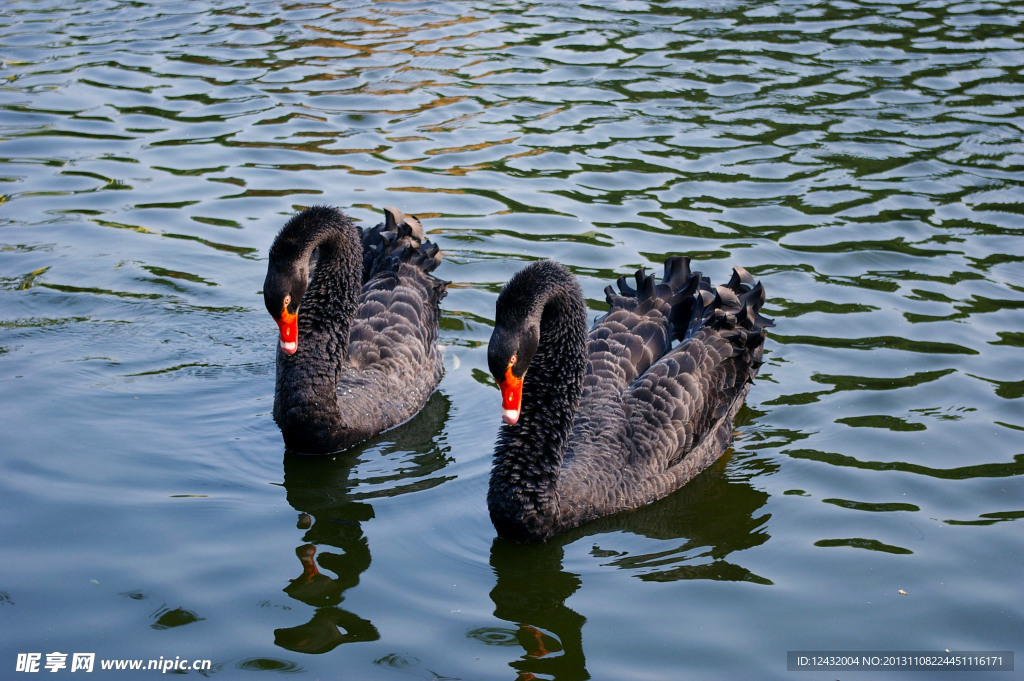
583,257 -> 703,399
347,263 -> 446,374
336,208 -> 447,432
622,273 -> 771,476
349,206 -> 446,373
360,207 -> 434,284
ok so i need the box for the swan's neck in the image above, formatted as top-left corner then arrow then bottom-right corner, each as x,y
296,233 -> 360,369
489,283 -> 588,541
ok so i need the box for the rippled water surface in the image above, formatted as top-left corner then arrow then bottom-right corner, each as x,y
2,1 -> 1023,679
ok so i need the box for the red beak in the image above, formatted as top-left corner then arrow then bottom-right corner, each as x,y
276,305 -> 298,355
499,367 -> 523,425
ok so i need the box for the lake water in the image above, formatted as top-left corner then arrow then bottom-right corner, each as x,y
2,1 -> 1022,679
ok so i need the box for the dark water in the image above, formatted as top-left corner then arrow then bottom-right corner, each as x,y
2,1 -> 1022,679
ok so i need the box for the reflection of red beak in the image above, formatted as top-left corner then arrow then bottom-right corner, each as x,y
499,367 -> 524,425
276,306 -> 298,355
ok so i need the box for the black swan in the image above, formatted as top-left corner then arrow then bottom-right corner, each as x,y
264,205 -> 446,454
486,258 -> 772,542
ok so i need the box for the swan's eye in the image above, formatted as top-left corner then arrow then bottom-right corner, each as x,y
283,294 -> 292,308
508,354 -> 517,367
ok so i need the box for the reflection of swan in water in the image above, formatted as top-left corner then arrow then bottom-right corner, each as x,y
274,392 -> 452,655
487,540 -> 585,681
582,452 -> 773,584
277,542 -> 377,654
483,453 -> 770,679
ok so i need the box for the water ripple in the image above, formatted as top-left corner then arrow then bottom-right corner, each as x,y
2,1 -> 1023,678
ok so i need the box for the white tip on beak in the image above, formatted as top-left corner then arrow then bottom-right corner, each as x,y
502,408 -> 520,425
279,339 -> 297,355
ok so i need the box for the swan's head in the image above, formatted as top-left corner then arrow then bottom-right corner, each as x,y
488,319 -> 539,426
489,261 -> 575,425
264,263 -> 308,356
